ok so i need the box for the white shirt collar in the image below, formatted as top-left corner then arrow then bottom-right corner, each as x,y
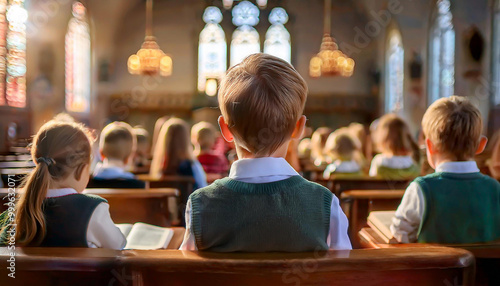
46,188 -> 78,198
229,157 -> 299,183
435,161 -> 480,173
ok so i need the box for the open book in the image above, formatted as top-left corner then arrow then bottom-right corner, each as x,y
116,223 -> 174,250
367,211 -> 398,244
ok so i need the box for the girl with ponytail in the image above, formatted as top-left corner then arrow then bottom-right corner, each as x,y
0,120 -> 126,248
369,114 -> 421,180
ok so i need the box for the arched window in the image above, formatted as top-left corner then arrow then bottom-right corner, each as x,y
428,0 -> 455,104
492,0 -> 500,105
198,6 -> 226,94
385,25 -> 404,113
264,7 -> 290,63
0,0 -> 27,108
230,1 -> 260,66
65,2 -> 91,113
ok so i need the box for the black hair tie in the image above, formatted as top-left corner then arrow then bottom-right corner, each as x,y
36,157 -> 55,166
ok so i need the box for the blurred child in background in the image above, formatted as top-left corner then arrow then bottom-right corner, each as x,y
323,128 -> 362,179
369,114 -> 420,179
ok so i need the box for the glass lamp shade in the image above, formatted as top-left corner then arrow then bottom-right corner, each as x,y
309,34 -> 355,78
128,36 -> 172,76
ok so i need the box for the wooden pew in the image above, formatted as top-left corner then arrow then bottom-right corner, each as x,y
136,174 -> 195,204
316,176 -> 410,197
0,161 -> 35,169
82,188 -> 179,227
0,188 -> 180,227
341,189 -> 405,248
359,227 -> 500,285
0,247 -> 475,286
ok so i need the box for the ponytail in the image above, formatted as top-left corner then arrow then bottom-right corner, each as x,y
14,161 -> 51,246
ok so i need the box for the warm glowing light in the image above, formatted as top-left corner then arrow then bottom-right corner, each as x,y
309,34 -> 354,78
2,0 -> 27,108
205,78 -> 218,96
128,0 -> 172,77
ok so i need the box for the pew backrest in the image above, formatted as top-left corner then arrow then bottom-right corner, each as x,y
0,247 -> 475,286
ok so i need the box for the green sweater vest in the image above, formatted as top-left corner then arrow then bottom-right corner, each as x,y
190,176 -> 333,252
376,165 -> 420,180
416,172 -> 500,244
0,194 -> 106,247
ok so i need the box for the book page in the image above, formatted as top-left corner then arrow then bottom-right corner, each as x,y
367,211 -> 397,243
115,223 -> 133,238
124,222 -> 174,250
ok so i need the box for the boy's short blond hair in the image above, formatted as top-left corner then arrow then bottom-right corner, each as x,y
191,121 -> 217,151
100,122 -> 136,161
422,96 -> 483,161
218,53 -> 307,157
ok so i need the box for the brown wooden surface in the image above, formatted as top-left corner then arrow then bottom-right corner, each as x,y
0,247 -> 475,286
136,175 -> 195,207
82,188 -> 179,227
341,190 -> 405,249
0,161 -> 35,168
359,227 -> 500,285
0,188 -> 180,227
315,176 -> 411,197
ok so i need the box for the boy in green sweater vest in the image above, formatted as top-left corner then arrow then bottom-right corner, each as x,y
391,96 -> 500,244
179,53 -> 351,252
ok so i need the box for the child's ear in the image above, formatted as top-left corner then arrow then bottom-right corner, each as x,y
475,136 -> 488,155
74,163 -> 87,181
218,116 -> 234,142
291,115 -> 307,140
425,138 -> 436,155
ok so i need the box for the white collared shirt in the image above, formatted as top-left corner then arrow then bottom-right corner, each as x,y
390,161 -> 480,243
46,188 -> 126,249
323,160 -> 361,179
179,157 -> 352,250
93,160 -> 135,180
369,154 -> 415,177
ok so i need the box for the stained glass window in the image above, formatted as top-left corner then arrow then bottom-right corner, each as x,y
428,0 -> 455,104
385,28 -> 404,113
264,7 -> 290,63
492,0 -> 500,105
0,0 -> 27,108
198,6 -> 226,93
65,2 -> 91,113
230,1 -> 260,66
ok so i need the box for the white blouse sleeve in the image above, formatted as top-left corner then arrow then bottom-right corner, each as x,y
390,182 -> 425,243
369,154 -> 382,177
179,198 -> 198,250
327,196 -> 352,250
86,202 -> 127,250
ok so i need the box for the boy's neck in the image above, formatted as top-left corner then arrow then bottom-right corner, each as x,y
102,158 -> 127,169
235,141 -> 289,159
431,153 -> 474,170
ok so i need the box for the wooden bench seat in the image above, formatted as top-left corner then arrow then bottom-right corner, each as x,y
0,247 -> 475,286
359,227 -> 500,285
